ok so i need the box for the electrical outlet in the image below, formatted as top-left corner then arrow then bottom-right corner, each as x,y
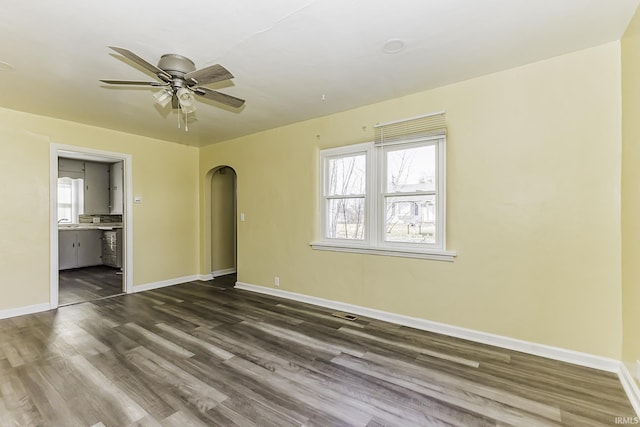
274,276 -> 280,287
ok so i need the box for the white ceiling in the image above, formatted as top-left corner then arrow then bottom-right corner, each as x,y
1,0 -> 638,147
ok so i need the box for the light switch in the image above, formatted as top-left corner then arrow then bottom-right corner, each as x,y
240,213 -> 245,222
134,196 -> 143,204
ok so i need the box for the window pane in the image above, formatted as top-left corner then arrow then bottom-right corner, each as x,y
386,145 -> 435,193
58,177 -> 72,222
384,194 -> 436,243
57,177 -> 84,223
327,197 -> 365,239
327,154 -> 366,196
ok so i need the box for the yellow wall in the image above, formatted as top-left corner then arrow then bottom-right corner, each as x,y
622,6 -> 640,377
0,107 -> 199,311
200,42 -> 623,358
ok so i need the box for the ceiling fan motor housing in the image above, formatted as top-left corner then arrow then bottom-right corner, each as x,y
158,54 -> 196,76
158,54 -> 196,92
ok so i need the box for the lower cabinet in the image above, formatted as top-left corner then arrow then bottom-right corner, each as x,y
59,230 -> 103,270
102,229 -> 122,268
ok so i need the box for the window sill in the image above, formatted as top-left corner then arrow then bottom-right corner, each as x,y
309,241 -> 457,261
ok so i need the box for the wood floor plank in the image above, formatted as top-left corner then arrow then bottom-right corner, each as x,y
154,323 -> 234,361
59,265 -> 123,306
309,358 -> 497,427
339,326 -> 480,368
151,303 -> 224,328
87,350 -> 177,421
179,353 -> 317,425
0,370 -> 42,427
37,358 -> 115,426
365,351 -> 562,421
14,364 -> 85,427
70,354 -> 149,424
224,355 -> 374,425
0,274 -> 635,426
121,323 -> 195,358
0,342 -> 25,368
126,346 -> 228,409
241,319 -> 365,357
161,409 -> 213,427
332,353 -> 563,426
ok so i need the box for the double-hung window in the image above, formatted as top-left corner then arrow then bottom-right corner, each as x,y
324,147 -> 368,240
313,112 -> 456,261
57,176 -> 84,224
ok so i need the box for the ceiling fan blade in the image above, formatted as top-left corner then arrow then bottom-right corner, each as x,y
100,79 -> 167,86
185,64 -> 233,86
108,46 -> 171,81
193,87 -> 245,108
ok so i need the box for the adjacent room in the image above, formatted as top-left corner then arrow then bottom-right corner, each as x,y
1,1 -> 640,425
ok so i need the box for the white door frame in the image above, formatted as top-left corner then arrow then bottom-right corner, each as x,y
208,165 -> 238,278
49,143 -> 133,309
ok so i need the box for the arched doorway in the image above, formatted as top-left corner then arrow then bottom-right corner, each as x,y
210,166 -> 237,277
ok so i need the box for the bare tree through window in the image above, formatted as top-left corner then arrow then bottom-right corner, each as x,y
384,144 -> 436,243
327,154 -> 365,239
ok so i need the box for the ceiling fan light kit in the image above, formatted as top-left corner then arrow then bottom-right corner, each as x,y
153,89 -> 172,108
176,87 -> 196,111
100,47 -> 245,131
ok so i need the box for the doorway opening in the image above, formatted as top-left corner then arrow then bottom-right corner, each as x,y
210,166 -> 237,279
50,144 -> 132,308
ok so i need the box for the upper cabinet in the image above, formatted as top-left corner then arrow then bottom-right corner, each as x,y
109,162 -> 123,214
84,162 -> 110,214
58,158 -> 124,216
58,158 -> 84,178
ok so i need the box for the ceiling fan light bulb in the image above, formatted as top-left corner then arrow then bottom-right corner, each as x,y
177,87 -> 196,112
153,89 -> 172,107
177,87 -> 193,101
181,103 -> 197,114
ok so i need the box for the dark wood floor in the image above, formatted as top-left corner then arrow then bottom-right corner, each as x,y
59,265 -> 124,306
0,274 -> 635,426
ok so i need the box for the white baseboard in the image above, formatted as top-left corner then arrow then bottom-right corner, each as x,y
620,363 -> 640,417
211,268 -> 237,278
235,282 -> 620,373
0,303 -> 51,320
132,275 -> 202,293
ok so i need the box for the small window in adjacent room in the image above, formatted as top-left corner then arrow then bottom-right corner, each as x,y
57,177 -> 84,223
312,111 -> 456,261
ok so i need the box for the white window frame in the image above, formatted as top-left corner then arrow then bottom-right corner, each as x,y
312,137 -> 456,261
57,176 -> 84,224
320,142 -> 374,245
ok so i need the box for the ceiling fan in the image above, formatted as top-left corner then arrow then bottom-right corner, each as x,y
100,46 -> 245,118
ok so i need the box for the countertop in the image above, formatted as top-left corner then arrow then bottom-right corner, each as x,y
58,223 -> 123,231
